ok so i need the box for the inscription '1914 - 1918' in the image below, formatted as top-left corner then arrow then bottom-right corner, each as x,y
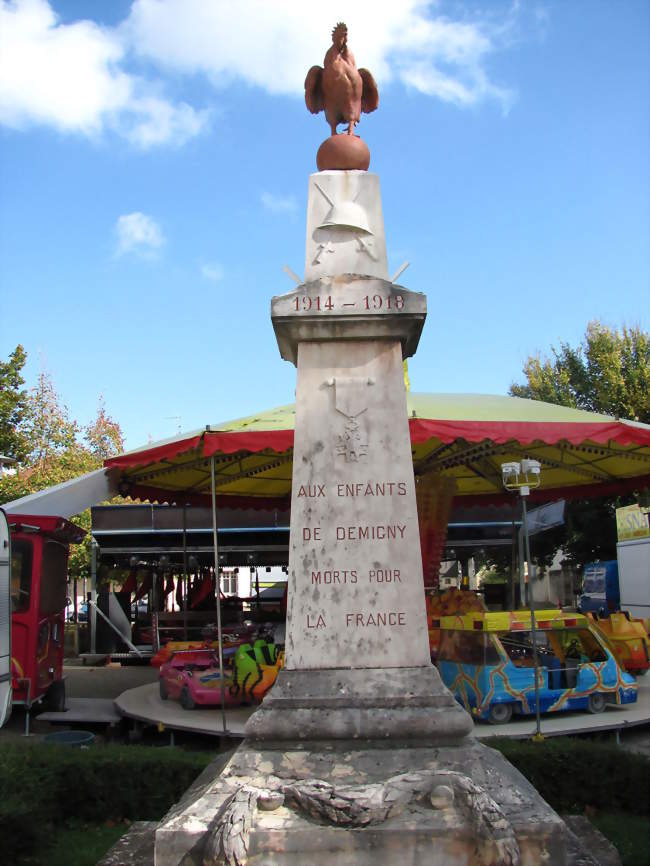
292,295 -> 405,312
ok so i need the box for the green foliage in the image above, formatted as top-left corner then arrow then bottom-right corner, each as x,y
0,344 -> 28,462
590,813 -> 650,866
510,321 -> 650,423
508,321 -> 650,569
0,742 -> 211,864
492,737 -> 650,865
479,569 -> 508,584
20,370 -> 80,465
0,347 -> 126,578
85,395 -> 125,460
489,737 -> 650,816
562,497 -> 622,566
46,821 -> 127,866
0,447 -> 100,579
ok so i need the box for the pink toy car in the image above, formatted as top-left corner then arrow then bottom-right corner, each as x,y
158,649 -> 240,710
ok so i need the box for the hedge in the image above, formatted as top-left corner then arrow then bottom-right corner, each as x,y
489,737 -> 650,816
0,743 -> 212,863
2,737 -> 648,863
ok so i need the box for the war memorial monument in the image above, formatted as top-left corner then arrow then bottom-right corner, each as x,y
149,24 -> 594,866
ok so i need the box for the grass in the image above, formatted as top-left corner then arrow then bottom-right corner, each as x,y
591,812 -> 650,866
13,821 -> 127,866
32,821 -> 127,866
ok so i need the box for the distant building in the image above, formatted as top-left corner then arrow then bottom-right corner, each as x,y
0,455 -> 17,477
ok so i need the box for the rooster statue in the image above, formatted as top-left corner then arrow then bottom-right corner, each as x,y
305,22 -> 379,138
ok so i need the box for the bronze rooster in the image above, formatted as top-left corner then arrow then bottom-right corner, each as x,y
305,23 -> 379,137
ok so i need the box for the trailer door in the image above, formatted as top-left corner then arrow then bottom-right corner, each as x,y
0,509 -> 11,726
617,537 -> 650,619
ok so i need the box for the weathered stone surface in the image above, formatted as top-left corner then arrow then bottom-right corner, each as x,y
154,740 -> 569,866
245,667 -> 473,741
96,821 -> 156,866
271,276 -> 426,366
279,336 -> 430,670
305,171 -> 388,282
563,815 -> 622,866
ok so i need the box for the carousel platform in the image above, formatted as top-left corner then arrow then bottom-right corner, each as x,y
37,697 -> 122,725
115,683 -> 252,737
113,672 -> 650,742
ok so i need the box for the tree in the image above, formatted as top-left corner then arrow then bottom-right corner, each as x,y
84,396 -> 124,459
0,447 -> 100,579
509,321 -> 649,568
0,345 -> 28,461
510,321 -> 649,423
0,361 -> 126,580
20,370 -> 78,466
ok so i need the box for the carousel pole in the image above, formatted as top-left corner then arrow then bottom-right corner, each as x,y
182,504 -> 188,640
210,455 -> 227,733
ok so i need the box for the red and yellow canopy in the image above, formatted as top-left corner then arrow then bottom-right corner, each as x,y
105,393 -> 650,508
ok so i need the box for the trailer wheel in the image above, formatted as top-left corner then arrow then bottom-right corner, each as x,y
159,679 -> 168,701
180,686 -> 195,711
487,703 -> 513,725
587,693 -> 606,714
46,680 -> 66,713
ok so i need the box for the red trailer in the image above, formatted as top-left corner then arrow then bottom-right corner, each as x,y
8,514 -> 85,714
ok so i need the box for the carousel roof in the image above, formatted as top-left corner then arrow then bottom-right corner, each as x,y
105,393 -> 650,508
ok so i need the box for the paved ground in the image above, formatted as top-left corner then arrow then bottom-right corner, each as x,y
65,661 -> 158,700
0,662 -> 158,740
2,661 -> 649,757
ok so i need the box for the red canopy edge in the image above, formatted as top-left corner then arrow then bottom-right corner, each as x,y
106,416 -> 650,472
203,430 -> 295,457
409,418 -> 650,447
128,484 -> 291,511
7,514 -> 86,543
107,435 -> 203,468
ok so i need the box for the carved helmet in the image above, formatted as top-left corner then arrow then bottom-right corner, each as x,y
318,200 -> 372,234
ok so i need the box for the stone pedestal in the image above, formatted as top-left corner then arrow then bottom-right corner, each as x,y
246,667 -> 472,742
154,740 -> 569,866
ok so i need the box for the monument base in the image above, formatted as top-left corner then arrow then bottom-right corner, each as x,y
245,666 -> 473,742
154,738 -> 578,866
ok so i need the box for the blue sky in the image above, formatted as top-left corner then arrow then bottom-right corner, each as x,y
1,0 -> 648,452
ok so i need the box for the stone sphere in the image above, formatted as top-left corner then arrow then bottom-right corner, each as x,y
316,134 -> 370,171
430,784 -> 455,810
258,791 -> 285,811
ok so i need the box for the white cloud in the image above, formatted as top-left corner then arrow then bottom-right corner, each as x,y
0,0 -> 517,148
201,262 -> 224,282
0,0 -> 208,146
124,0 -> 515,111
115,212 -> 165,257
261,192 -> 298,214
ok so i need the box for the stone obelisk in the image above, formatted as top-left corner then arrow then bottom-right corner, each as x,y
247,165 -> 472,741
152,26 -> 582,866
